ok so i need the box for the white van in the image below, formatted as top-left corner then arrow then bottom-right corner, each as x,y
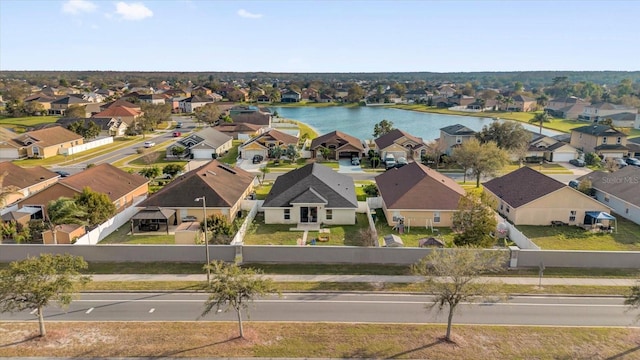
384,154 -> 396,169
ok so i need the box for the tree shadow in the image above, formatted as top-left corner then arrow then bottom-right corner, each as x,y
0,334 -> 40,348
42,292 -> 169,319
605,343 -> 640,360
154,336 -> 240,357
387,338 -> 447,359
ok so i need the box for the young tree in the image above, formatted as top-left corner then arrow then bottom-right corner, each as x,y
285,144 -> 299,163
259,166 -> 270,185
529,112 -> 551,134
0,254 -> 92,337
83,120 -> 101,139
199,261 -> 277,338
141,103 -> 171,132
163,164 -> 185,178
346,84 -> 365,103
74,187 -> 117,227
362,184 -> 379,197
412,249 -> 507,342
194,103 -> 221,125
202,214 -> 234,245
451,139 -> 509,187
503,96 -> 514,112
372,119 -> 395,138
319,147 -> 332,160
171,145 -> 186,158
46,197 -> 88,244
65,105 -> 86,118
452,192 -> 497,248
138,166 -> 161,179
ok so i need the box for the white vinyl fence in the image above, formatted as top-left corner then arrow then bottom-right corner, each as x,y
74,196 -> 147,245
63,137 -> 114,156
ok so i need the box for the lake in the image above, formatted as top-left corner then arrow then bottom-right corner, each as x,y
272,106 -> 562,141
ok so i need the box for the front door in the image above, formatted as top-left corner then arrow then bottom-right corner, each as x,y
300,207 -> 318,223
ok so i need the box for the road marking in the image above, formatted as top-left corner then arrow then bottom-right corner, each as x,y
86,307 -> 94,314
149,308 -> 155,313
30,309 -> 38,315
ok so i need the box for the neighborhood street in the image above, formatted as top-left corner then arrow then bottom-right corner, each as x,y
1,292 -> 637,327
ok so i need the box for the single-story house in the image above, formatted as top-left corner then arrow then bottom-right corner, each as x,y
239,129 -> 298,161
310,130 -> 364,160
167,127 -> 233,159
10,126 -> 84,159
214,122 -> 263,140
137,160 -> 256,223
526,132 -> 578,162
262,163 -> 357,226
374,129 -> 429,161
578,166 -> 640,225
375,162 -> 465,227
483,167 -> 610,225
56,117 -> 128,138
0,161 -> 59,207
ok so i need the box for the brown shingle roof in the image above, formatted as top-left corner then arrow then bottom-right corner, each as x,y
138,160 -> 255,208
60,163 -> 148,202
375,162 -> 465,210
94,106 -> 141,118
310,130 -> 364,152
230,112 -> 271,126
483,167 -> 564,208
0,161 -> 58,189
245,129 -> 297,147
374,129 -> 425,150
14,126 -> 83,148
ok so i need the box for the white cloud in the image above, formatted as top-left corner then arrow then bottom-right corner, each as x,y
62,0 -> 97,15
115,2 -> 153,21
237,9 -> 263,19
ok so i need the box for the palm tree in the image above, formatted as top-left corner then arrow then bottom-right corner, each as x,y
503,96 -> 514,113
536,94 -> 549,110
494,94 -> 504,111
530,112 -> 551,134
46,198 -> 87,244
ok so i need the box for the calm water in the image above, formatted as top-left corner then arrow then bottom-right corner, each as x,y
273,106 -> 562,140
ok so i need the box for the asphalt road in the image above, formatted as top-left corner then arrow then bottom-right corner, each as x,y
2,292 -> 637,327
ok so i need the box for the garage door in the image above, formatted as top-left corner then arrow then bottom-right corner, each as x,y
552,152 -> 576,162
242,149 -> 266,160
0,148 -> 18,159
338,151 -> 357,158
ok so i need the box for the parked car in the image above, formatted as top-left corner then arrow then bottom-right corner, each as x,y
384,154 -> 396,169
569,158 -> 585,167
144,141 -> 155,148
252,154 -> 264,164
175,122 -> 183,128
55,170 -> 70,177
351,156 -> 360,166
625,157 -> 640,167
568,180 -> 579,189
395,157 -> 408,168
181,216 -> 197,222
609,158 -> 627,168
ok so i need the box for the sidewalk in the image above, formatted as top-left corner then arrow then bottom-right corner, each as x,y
91,274 -> 638,286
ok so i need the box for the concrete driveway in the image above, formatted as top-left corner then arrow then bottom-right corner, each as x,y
338,158 -> 364,173
557,162 -> 593,176
237,159 -> 263,173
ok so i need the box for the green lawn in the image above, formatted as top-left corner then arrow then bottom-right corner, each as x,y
254,181 -> 273,200
374,208 -> 455,247
218,140 -> 241,164
500,162 -> 573,175
519,215 -> 640,250
243,213 -> 370,246
0,115 -> 60,129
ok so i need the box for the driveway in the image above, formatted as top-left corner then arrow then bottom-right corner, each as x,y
557,162 -> 593,176
237,159 -> 263,173
338,158 -> 364,173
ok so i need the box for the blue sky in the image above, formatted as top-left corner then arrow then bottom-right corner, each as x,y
1,0 -> 639,72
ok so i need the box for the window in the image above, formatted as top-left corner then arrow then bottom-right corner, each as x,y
569,210 -> 577,222
284,209 -> 290,220
617,137 -> 622,144
626,208 -> 629,214
326,209 -> 332,220
602,137 -> 607,144
433,212 -> 441,223
456,136 -> 462,144
506,207 -> 510,213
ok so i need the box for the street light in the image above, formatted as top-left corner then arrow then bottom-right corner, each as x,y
194,196 -> 210,283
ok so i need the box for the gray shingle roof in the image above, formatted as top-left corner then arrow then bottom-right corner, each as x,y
262,163 -> 356,208
572,125 -> 627,137
440,124 -> 476,136
483,167 -> 565,208
578,166 -> 640,207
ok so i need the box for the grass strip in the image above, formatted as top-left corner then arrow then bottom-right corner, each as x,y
1,322 -> 637,359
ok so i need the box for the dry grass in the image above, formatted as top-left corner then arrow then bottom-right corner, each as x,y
0,322 -> 637,359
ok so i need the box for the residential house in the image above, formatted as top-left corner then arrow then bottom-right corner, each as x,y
139,94 -> 166,105
310,130 -> 364,160
570,125 -> 628,159
179,95 -> 214,113
578,166 -> 640,225
0,162 -> 58,207
437,86 -> 456,97
375,162 -> 466,227
102,99 -> 141,112
230,111 -> 272,128
281,90 -> 302,103
545,97 -> 590,120
0,128 -> 20,159
92,106 -> 143,128
318,94 -> 334,103
17,163 -> 149,220
448,94 -> 475,107
82,91 -> 106,103
483,167 -> 609,225
506,95 -> 536,112
405,89 -> 428,102
527,131 -> 578,162
56,117 -> 128,138
627,137 -> 640,157
301,88 -> 319,101
162,89 -> 190,98
49,95 -> 91,116
256,95 -> 270,103
137,160 -> 255,223
262,163 -> 357,225
166,127 -> 233,159
191,86 -> 212,96
24,94 -> 56,114
10,126 -> 83,159
439,124 -> 476,155
374,129 -> 429,161
606,112 -> 638,128
214,122 -> 263,140
239,128 -> 298,160
579,102 -> 638,123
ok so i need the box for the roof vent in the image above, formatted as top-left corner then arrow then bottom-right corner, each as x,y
207,170 -> 217,176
